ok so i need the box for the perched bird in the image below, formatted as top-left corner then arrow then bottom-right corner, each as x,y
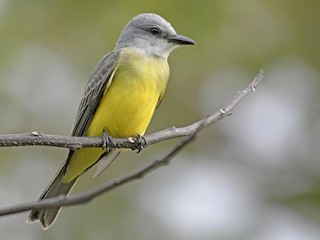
28,13 -> 195,229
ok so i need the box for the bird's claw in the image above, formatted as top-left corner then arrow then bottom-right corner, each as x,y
101,131 -> 112,151
129,135 -> 146,153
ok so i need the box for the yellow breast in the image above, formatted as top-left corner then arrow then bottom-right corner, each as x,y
63,48 -> 169,182
86,47 -> 169,138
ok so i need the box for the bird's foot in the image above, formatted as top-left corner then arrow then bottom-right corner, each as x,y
101,131 -> 113,151
128,135 -> 147,153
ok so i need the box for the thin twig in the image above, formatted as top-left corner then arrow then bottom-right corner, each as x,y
0,69 -> 264,217
0,69 -> 264,150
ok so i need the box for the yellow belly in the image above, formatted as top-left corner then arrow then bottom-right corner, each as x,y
63,48 -> 169,182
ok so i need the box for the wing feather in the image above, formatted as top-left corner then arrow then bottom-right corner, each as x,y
71,51 -> 119,137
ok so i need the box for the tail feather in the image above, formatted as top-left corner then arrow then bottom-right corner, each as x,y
27,162 -> 77,230
93,150 -> 121,178
28,149 -> 119,229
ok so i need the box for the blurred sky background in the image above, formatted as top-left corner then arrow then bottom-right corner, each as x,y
1,0 -> 320,239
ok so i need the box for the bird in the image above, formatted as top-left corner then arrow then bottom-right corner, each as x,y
27,13 -> 195,229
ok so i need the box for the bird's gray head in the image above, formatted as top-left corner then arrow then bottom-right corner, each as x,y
115,13 -> 195,58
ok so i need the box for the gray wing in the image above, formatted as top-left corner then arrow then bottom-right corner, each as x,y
71,51 -> 119,137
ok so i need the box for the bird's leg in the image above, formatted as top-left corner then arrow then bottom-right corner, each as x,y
101,130 -> 112,151
129,135 -> 147,153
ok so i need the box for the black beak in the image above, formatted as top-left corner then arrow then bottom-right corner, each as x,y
168,34 -> 196,45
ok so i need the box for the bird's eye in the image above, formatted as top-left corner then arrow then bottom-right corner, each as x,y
149,27 -> 160,35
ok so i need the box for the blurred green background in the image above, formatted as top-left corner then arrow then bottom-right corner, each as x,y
1,0 -> 320,239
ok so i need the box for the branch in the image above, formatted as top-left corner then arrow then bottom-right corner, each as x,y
0,69 -> 264,217
0,69 -> 264,150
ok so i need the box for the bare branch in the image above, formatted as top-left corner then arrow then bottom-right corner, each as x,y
0,70 -> 264,150
0,69 -> 265,217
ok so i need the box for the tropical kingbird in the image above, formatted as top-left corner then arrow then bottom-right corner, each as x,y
28,13 -> 195,229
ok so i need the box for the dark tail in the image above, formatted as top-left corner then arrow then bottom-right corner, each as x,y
27,162 -> 77,229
